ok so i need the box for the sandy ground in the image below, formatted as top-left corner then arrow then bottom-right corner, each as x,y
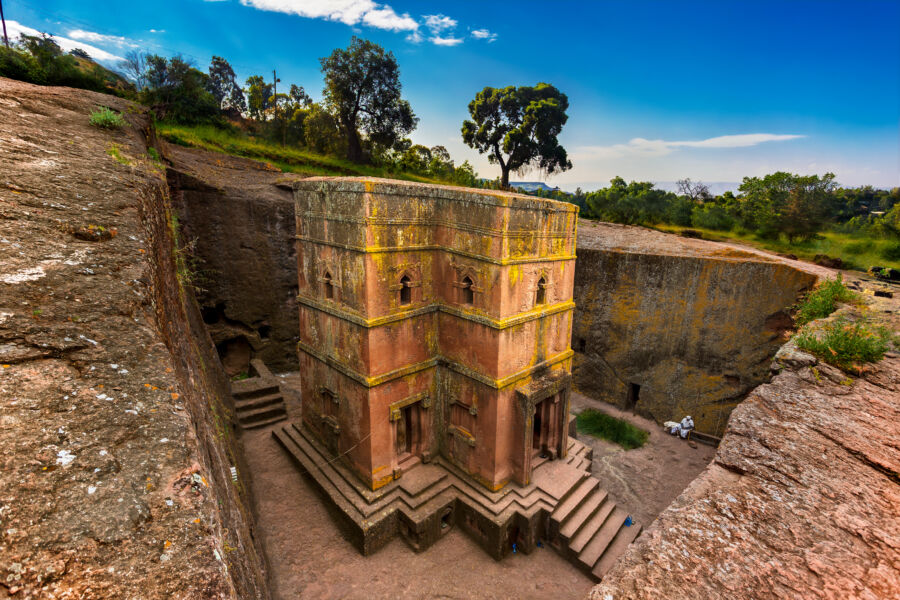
569,392 -> 717,527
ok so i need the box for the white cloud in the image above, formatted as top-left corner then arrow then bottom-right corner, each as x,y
149,29 -> 166,34
424,14 -> 457,34
4,20 -> 124,63
406,30 -> 423,44
429,35 -> 463,47
68,28 -> 138,48
240,0 -> 417,31
576,133 -> 805,159
470,28 -> 497,42
361,6 -> 417,31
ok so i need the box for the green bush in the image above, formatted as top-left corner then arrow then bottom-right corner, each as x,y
795,274 -> 857,326
90,106 -> 126,129
844,239 -> 875,255
795,316 -> 890,371
880,241 -> 900,261
576,409 -> 649,449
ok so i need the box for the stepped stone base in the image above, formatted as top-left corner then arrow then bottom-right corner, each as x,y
274,421 -> 641,580
231,359 -> 288,429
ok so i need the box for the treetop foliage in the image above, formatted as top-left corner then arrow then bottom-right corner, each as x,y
461,83 -> 572,187
320,36 -> 418,163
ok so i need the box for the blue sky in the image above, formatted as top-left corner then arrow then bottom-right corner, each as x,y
5,0 -> 899,190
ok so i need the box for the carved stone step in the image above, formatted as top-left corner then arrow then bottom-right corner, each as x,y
569,499 -> 616,555
559,489 -> 607,542
592,522 -> 642,580
235,392 -> 284,412
578,507 -> 628,570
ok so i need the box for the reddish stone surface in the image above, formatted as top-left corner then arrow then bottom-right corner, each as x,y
592,315 -> 900,599
293,178 -> 578,491
0,78 -> 267,599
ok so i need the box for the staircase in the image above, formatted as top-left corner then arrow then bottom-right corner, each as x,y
274,418 -> 641,579
231,359 -> 287,429
549,475 -> 642,580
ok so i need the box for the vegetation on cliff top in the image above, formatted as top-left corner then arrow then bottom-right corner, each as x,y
576,409 -> 649,450
795,317 -> 892,373
794,275 -> 858,326
158,123 -> 474,185
791,275 -> 893,372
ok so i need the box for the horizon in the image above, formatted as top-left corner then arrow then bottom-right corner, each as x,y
4,0 -> 899,189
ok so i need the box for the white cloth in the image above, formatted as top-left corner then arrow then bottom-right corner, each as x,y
666,417 -> 694,438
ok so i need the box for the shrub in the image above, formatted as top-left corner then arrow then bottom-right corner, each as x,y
880,241 -> 900,261
90,106 -> 126,129
844,239 -> 875,255
795,274 -> 857,326
691,204 -> 735,231
576,409 -> 649,449
795,316 -> 890,372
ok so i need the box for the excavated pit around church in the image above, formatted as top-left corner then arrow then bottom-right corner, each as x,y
162,143 -> 833,598
4,78 -> 894,600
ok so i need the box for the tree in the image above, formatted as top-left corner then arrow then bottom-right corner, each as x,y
122,50 -> 148,90
676,178 -> 711,202
461,83 -> 572,188
584,177 -> 675,224
304,102 -> 345,155
208,56 -> 246,115
320,37 -> 418,163
142,55 -> 219,123
738,172 -> 836,241
245,75 -> 273,121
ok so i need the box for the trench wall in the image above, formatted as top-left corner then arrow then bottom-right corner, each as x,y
572,247 -> 817,435
168,162 -> 299,374
0,77 -> 268,599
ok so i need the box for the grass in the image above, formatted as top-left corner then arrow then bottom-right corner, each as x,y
156,123 -> 451,184
795,316 -> 891,372
795,274 -> 858,326
576,409 -> 649,449
105,143 -> 131,166
652,224 -> 900,273
90,106 -> 126,129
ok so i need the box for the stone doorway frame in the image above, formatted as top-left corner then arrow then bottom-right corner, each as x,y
513,372 -> 571,485
389,392 -> 433,477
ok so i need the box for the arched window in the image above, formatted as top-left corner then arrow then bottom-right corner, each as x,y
399,274 -> 412,305
323,271 -> 334,300
461,276 -> 474,305
536,276 -> 546,305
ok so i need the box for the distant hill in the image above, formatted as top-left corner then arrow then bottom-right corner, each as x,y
510,181 -> 561,193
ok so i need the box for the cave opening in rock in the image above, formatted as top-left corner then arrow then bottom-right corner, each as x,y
626,383 -> 640,412
216,335 -> 252,377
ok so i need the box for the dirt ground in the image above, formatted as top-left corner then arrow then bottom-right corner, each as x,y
569,392 -> 717,527
241,423 -> 593,600
241,376 -> 715,599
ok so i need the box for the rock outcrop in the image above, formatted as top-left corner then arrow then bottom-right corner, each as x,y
573,221 -> 829,435
0,78 -> 268,598
591,321 -> 900,599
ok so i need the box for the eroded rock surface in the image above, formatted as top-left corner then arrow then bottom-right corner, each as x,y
0,78 -> 267,598
166,145 -> 301,374
592,329 -> 900,599
573,221 -> 830,435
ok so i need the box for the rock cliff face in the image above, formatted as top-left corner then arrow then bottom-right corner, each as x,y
166,145 -> 300,374
591,307 -> 900,599
573,221 -> 826,435
0,78 -> 268,598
